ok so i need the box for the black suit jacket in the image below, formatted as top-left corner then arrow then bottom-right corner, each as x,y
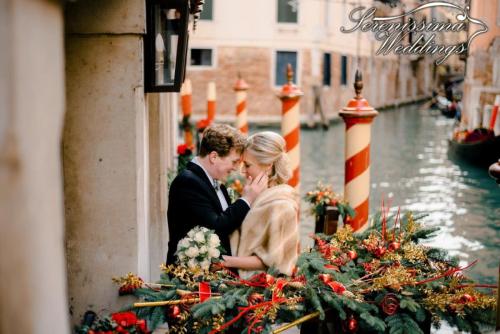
166,162 -> 250,265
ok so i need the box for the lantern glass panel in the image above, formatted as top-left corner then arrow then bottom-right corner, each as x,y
153,6 -> 182,86
145,0 -> 189,92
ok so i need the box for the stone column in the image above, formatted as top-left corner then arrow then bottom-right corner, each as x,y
0,0 -> 69,333
63,0 -> 150,323
148,92 -> 178,279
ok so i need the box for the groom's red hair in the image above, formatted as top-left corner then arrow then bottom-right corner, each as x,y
199,124 -> 246,157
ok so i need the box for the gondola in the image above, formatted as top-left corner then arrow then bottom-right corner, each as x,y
430,95 -> 457,118
448,132 -> 500,167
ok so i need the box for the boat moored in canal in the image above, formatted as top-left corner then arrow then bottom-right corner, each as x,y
449,95 -> 500,167
448,128 -> 500,167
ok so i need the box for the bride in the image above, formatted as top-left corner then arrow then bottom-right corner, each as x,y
223,131 -> 299,277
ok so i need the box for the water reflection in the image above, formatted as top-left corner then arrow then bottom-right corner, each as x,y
300,103 -> 500,284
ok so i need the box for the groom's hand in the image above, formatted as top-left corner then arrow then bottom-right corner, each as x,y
241,171 -> 268,205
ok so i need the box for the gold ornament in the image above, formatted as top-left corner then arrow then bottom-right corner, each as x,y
423,287 -> 496,316
335,225 -> 354,243
403,212 -> 420,238
382,251 -> 402,262
168,309 -> 190,334
112,272 -> 143,287
372,266 -> 416,291
401,242 -> 427,263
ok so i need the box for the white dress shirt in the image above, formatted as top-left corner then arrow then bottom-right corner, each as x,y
192,157 -> 229,211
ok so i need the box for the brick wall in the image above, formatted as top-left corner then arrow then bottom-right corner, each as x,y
185,46 -> 420,124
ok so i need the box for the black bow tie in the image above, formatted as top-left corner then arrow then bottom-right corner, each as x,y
213,180 -> 220,191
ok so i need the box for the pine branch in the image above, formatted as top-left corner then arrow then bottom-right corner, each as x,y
360,312 -> 387,333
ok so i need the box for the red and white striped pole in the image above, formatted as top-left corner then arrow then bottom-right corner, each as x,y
277,64 -> 303,191
489,95 -> 500,131
234,74 -> 249,134
180,79 -> 193,147
339,70 -> 378,232
207,81 -> 216,122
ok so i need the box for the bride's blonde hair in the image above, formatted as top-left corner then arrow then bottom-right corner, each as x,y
245,131 -> 292,186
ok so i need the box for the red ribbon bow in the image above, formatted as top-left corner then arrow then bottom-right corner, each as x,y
199,282 -> 211,302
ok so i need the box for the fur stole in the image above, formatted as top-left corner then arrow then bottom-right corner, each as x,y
230,184 -> 299,276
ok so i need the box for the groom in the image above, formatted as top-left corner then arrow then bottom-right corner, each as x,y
166,124 -> 268,265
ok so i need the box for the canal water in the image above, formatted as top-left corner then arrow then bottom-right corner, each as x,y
298,103 -> 500,285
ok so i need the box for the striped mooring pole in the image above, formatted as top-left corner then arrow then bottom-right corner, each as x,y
234,73 -> 249,134
339,70 -> 378,232
180,79 -> 193,147
488,95 -> 499,131
277,64 -> 303,191
207,81 -> 216,122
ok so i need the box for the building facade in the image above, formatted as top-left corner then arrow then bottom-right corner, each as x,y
185,0 -> 437,125
1,1 -> 475,333
462,0 -> 500,130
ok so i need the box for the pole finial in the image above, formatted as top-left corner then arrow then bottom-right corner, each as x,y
354,70 -> 363,99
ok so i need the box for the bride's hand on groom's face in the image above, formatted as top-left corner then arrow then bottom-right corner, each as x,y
241,171 -> 268,205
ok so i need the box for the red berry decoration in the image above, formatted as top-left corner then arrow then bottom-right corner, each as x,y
342,315 -> 358,333
362,262 -> 373,272
374,246 -> 386,258
348,317 -> 358,332
347,250 -> 358,260
170,305 -> 181,318
460,293 -> 475,304
332,256 -> 346,266
388,241 -> 401,251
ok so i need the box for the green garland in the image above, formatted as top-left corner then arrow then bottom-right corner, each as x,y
78,210 -> 497,334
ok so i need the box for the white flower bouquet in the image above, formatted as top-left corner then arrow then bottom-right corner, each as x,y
175,226 -> 223,271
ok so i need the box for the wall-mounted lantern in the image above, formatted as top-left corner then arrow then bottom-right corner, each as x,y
145,0 -> 190,92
